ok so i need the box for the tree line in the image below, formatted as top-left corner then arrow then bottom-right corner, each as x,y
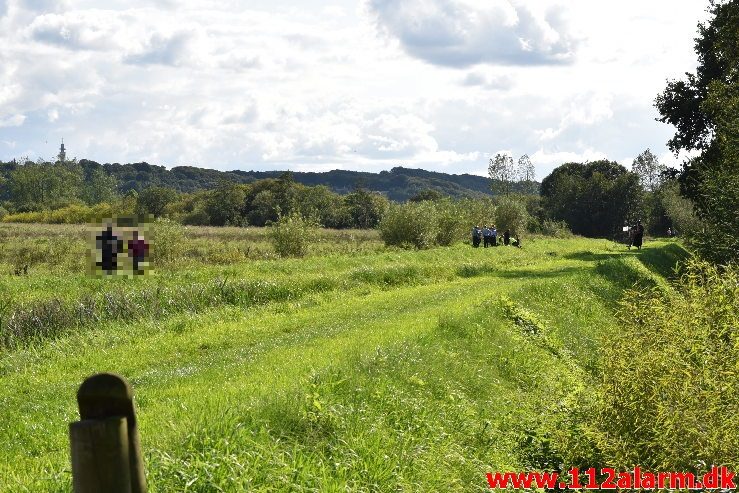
0,149 -> 691,243
0,159 -> 526,204
0,165 -> 390,229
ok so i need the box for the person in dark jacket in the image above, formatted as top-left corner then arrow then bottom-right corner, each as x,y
471,226 -> 482,247
633,221 -> 645,250
482,225 -> 492,247
503,229 -> 510,246
96,225 -> 123,275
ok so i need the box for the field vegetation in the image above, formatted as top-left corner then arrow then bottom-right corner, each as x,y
4,222 -> 735,492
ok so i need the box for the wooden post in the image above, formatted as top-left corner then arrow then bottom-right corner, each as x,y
69,373 -> 147,493
69,416 -> 131,493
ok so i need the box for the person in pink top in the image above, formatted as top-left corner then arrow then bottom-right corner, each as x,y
128,230 -> 149,275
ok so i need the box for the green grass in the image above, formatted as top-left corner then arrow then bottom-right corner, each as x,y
0,226 -> 687,491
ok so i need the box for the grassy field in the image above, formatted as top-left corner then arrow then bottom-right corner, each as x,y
0,224 -> 688,491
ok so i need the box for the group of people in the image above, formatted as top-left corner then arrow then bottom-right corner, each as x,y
471,225 -> 521,248
96,225 -> 149,275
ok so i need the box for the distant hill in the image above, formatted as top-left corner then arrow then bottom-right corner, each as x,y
2,159 -> 539,201
92,161 -> 506,201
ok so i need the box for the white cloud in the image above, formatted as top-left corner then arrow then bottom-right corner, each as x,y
28,11 -> 120,50
460,70 -> 512,90
366,0 -> 577,67
0,0 -> 714,180
0,113 -> 26,127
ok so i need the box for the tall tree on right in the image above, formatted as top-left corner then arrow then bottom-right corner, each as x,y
655,0 -> 739,263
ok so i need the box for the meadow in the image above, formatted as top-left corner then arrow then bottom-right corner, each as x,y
0,223 -> 689,491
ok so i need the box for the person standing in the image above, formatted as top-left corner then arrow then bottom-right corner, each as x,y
96,225 -> 123,275
503,229 -> 510,246
633,221 -> 645,250
471,226 -> 482,247
482,225 -> 492,247
128,230 -> 149,275
491,224 -> 498,246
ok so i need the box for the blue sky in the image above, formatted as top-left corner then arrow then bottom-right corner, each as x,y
0,0 -> 709,177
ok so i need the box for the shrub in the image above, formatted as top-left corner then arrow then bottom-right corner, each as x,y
3,210 -> 47,223
182,208 -> 211,226
660,181 -> 701,236
584,259 -> 738,470
89,202 -> 115,221
149,218 -> 186,264
459,198 -> 496,229
378,202 -> 439,249
494,196 -> 529,234
434,199 -> 469,246
540,219 -> 573,238
49,204 -> 89,224
379,199 -> 499,249
269,212 -> 318,258
1,203 -> 116,224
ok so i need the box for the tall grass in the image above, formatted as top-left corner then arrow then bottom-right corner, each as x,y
580,259 -> 738,471
1,230 -> 717,491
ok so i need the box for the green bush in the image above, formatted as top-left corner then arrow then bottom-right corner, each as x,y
182,208 -> 211,226
494,196 -> 529,234
459,197 -> 496,228
540,219 -> 573,238
48,204 -> 89,224
434,199 -> 470,246
660,181 -> 701,236
1,203 -> 116,224
583,259 -> 738,470
378,202 -> 439,249
2,210 -> 47,223
149,218 -> 186,264
88,202 -> 115,221
379,199 -> 499,249
269,213 -> 318,258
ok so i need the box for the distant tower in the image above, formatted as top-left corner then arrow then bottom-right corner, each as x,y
58,139 -> 66,163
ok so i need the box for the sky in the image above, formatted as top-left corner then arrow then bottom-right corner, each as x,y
0,0 -> 711,178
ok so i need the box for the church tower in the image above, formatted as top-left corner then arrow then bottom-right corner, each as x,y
58,139 -> 66,163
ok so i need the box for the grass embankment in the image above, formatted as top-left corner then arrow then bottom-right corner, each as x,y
0,232 -> 687,491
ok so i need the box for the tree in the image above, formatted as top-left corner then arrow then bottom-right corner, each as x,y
516,154 -> 537,195
632,149 -> 667,192
540,160 -> 643,237
344,188 -> 388,229
136,186 -> 179,217
297,185 -> 350,229
409,189 -> 445,202
9,159 -> 83,211
660,180 -> 702,236
204,182 -> 247,226
655,0 -> 739,262
82,167 -> 119,205
488,153 -> 515,195
247,189 -> 279,226
654,0 -> 739,156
